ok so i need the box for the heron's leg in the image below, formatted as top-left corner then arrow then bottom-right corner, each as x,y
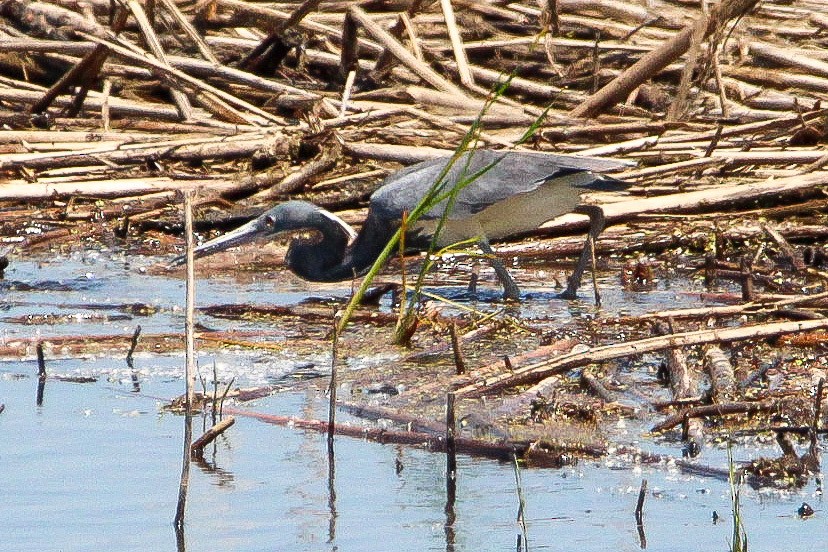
467,261 -> 480,297
478,238 -> 520,302
559,205 -> 606,301
588,233 -> 601,307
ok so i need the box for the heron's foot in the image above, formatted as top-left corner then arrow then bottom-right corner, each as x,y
558,280 -> 602,305
360,283 -> 399,306
502,283 -> 521,303
557,288 -> 578,300
467,271 -> 479,298
558,275 -> 581,300
477,237 -> 520,302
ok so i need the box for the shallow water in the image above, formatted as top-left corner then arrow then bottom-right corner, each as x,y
1,252 -> 825,551
2,371 -> 825,552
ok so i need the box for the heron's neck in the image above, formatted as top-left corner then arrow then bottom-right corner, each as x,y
284,210 -> 361,282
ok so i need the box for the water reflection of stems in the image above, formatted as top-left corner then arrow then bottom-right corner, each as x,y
728,443 -> 748,552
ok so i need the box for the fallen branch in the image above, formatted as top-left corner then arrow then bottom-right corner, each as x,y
570,0 -> 760,118
456,318 -> 828,398
191,416 -> 236,456
651,400 -> 776,433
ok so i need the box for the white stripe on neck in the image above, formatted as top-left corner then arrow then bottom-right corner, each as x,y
317,207 -> 358,242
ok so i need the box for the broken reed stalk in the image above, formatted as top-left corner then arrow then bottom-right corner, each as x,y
127,325 -> 143,392
441,0 -> 474,88
326,440 -> 338,543
229,402 -> 602,461
174,412 -> 193,531
36,342 -> 46,380
371,0 -> 426,80
449,323 -> 466,375
340,69 -> 356,116
191,416 -> 236,457
156,0 -> 218,64
728,444 -> 748,552
126,324 -> 142,368
512,452 -> 529,550
347,5 -> 469,99
810,378 -> 824,460
740,256 -> 754,301
218,377 -> 235,420
211,361 -> 218,425
704,345 -> 737,403
445,392 -> 457,490
652,400 -> 775,433
444,391 -> 458,541
126,0 -> 193,120
184,191 -> 197,408
635,478 -> 647,525
174,190 -> 197,530
30,8 -> 129,116
36,342 -> 46,406
328,311 -> 340,449
197,370 -> 208,406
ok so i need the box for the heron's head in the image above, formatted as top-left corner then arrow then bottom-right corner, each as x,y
168,201 -> 356,268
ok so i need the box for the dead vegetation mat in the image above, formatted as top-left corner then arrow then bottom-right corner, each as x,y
1,0 -> 828,484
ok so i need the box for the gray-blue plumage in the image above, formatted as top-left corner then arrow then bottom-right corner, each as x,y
179,150 -> 631,299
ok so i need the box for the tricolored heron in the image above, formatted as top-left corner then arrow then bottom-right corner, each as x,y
174,150 -> 631,300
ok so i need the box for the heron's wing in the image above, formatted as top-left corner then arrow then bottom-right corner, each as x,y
449,153 -> 582,217
372,150 -> 630,218
368,157 -> 457,218
366,150 -> 632,249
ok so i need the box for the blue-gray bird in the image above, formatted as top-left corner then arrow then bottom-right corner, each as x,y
176,150 -> 631,300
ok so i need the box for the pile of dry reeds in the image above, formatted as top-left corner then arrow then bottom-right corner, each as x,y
0,0 -> 825,244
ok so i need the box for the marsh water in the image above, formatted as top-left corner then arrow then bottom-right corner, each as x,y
1,251 -> 825,551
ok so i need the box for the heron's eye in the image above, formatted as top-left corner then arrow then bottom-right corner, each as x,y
264,215 -> 276,226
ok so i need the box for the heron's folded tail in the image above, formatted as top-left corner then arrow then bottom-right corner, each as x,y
584,174 -> 632,192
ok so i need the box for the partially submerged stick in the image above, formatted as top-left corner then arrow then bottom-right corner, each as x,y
327,312 -> 340,449
183,192 -> 197,409
174,191 -> 197,529
654,321 -> 703,454
36,342 -> 46,407
191,417 -> 236,457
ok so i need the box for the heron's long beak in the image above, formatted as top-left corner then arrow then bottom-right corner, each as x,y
167,217 -> 266,268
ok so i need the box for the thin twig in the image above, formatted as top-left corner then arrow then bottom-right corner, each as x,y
184,191 -> 197,409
